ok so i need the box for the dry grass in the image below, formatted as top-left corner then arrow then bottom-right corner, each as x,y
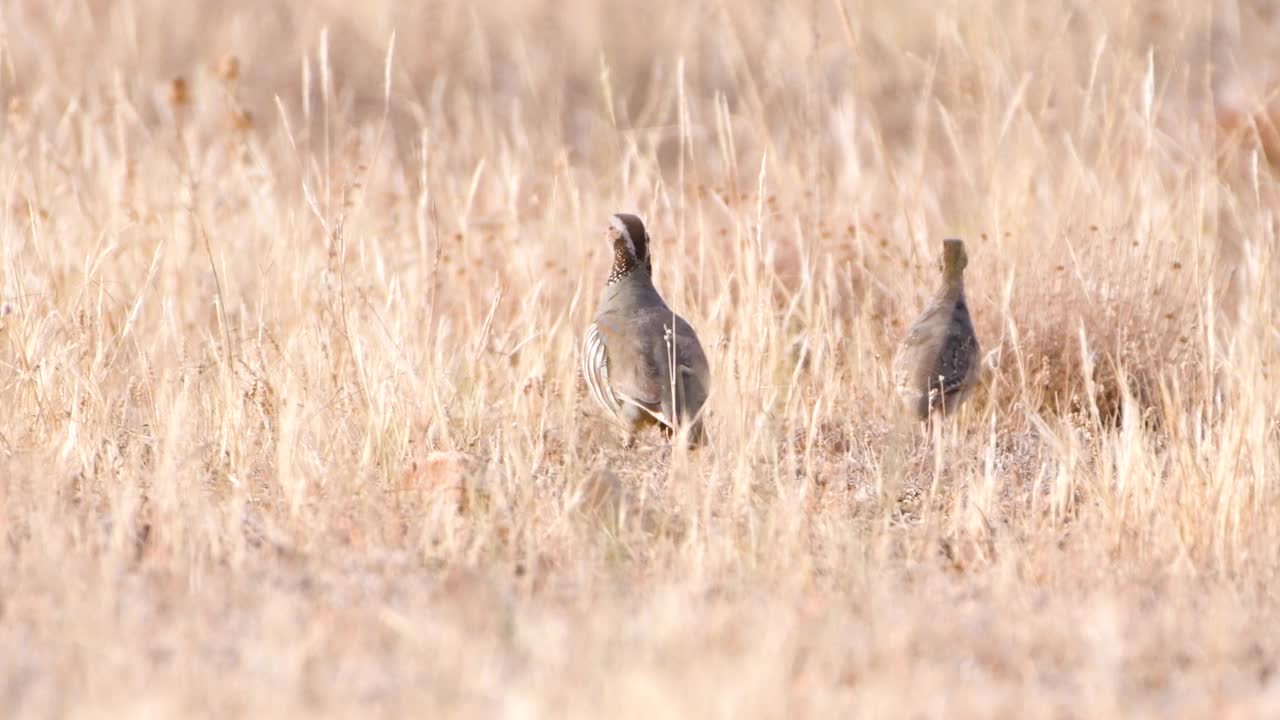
2,0 -> 1280,717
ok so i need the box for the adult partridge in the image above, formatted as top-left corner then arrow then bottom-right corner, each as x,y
582,214 -> 711,447
893,238 -> 981,421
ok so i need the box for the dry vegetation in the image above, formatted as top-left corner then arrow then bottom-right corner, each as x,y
2,0 -> 1280,717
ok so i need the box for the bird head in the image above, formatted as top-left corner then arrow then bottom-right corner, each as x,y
609,213 -> 650,263
941,238 -> 968,279
606,213 -> 651,282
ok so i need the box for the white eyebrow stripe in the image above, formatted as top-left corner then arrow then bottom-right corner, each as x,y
610,215 -> 636,258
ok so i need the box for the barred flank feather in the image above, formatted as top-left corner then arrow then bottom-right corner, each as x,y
582,323 -> 621,421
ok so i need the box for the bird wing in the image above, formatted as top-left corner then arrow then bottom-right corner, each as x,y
589,314 -> 666,421
660,315 -> 711,428
898,296 -> 951,350
893,297 -> 949,392
592,307 -> 713,434
930,304 -> 979,399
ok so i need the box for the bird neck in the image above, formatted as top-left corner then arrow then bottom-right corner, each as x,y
938,273 -> 966,301
607,246 -> 650,286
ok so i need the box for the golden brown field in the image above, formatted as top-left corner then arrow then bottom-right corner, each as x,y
2,0 -> 1279,717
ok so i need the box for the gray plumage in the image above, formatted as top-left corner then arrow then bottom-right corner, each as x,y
582,214 -> 711,447
893,238 -> 981,421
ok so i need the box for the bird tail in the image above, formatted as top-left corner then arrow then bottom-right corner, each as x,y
683,416 -> 709,448
673,365 -> 710,449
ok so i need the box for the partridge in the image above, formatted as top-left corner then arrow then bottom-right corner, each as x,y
582,214 -> 711,447
893,238 -> 981,421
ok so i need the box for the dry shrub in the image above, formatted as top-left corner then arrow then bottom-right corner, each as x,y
986,228 -> 1208,425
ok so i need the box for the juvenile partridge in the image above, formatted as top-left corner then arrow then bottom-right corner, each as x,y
893,238 -> 981,421
582,214 -> 711,447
